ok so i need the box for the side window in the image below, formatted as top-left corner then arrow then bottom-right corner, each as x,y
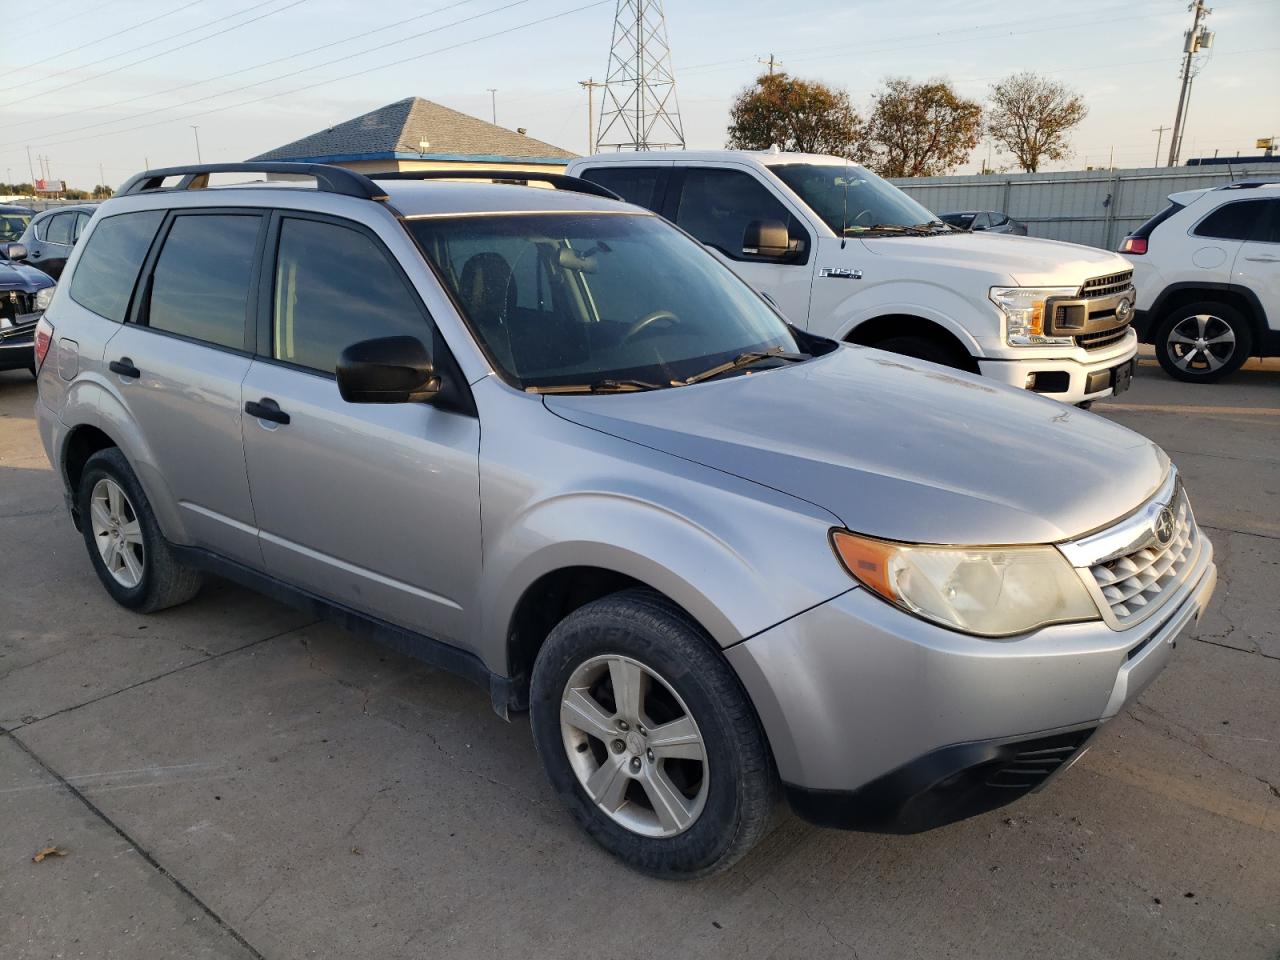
972,213 -> 992,230
1193,200 -> 1265,241
272,217 -> 430,374
44,212 -> 74,244
1250,199 -> 1280,244
578,167 -> 667,212
73,212 -> 91,242
69,210 -> 164,322
147,214 -> 261,350
674,169 -> 801,261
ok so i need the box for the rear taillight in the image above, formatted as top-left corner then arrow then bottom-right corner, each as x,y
33,316 -> 54,372
1119,236 -> 1148,255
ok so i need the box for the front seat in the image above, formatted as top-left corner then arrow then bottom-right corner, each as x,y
459,252 -> 517,369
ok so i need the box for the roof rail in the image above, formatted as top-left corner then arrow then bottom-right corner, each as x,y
1222,179 -> 1279,190
116,162 -> 387,200
370,169 -> 622,201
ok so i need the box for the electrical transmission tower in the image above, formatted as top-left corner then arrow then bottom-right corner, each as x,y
595,0 -> 685,152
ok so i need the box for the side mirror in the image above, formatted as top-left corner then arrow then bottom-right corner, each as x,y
743,219 -> 798,260
3,242 -> 26,261
336,335 -> 440,404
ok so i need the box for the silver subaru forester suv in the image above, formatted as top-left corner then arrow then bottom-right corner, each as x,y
35,163 -> 1217,878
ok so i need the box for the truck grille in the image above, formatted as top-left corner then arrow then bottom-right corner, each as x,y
1,288 -> 35,324
1076,326 -> 1131,351
1088,488 -> 1197,625
1080,271 -> 1134,299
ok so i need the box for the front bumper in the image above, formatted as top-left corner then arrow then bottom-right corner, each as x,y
0,317 -> 37,370
726,536 -> 1216,833
977,329 -> 1138,404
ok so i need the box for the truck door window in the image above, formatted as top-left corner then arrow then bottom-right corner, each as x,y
675,169 -> 802,262
578,167 -> 667,212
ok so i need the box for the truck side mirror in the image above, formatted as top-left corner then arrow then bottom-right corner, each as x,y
743,219 -> 798,260
3,242 -> 26,261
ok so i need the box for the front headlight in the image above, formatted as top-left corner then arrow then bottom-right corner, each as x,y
831,530 -> 1099,637
34,285 -> 54,312
990,286 -> 1077,346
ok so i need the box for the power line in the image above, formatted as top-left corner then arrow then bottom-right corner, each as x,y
0,0 -> 613,158
5,0 -> 203,74
0,0 -> 304,109
0,0 -> 534,152
2,0 -> 483,139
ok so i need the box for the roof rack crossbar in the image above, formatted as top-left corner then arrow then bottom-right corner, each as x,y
116,162 -> 388,200
370,169 -> 622,201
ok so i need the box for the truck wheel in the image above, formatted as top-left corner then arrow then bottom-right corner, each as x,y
529,589 -> 777,879
1154,302 -> 1252,383
77,447 -> 203,612
874,335 -> 975,372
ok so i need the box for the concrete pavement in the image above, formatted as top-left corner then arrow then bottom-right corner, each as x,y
2,353 -> 1277,960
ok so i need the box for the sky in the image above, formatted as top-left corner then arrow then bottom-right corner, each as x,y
1,0 -> 1277,189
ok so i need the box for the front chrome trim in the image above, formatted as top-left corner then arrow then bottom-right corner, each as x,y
1058,469 -> 1179,567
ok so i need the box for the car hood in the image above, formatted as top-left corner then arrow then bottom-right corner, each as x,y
0,259 -> 53,290
544,347 -> 1167,545
859,232 -> 1131,286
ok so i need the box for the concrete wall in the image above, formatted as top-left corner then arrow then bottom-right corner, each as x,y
890,163 -> 1279,250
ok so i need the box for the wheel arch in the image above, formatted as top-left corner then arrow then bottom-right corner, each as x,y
1147,282 -> 1268,353
844,313 -> 981,371
62,423 -> 120,526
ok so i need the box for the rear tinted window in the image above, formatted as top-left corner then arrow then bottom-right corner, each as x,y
940,213 -> 975,229
1193,200 -> 1266,240
69,211 -> 163,322
147,214 -> 260,350
577,167 -> 667,211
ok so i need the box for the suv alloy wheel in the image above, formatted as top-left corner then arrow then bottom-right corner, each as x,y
1153,301 -> 1253,383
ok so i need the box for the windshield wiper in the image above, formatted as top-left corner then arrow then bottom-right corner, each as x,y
853,223 -> 939,236
526,378 -> 664,395
676,347 -> 810,387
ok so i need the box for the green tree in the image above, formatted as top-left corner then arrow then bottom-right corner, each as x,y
864,77 -> 982,178
726,72 -> 864,155
986,72 -> 1087,172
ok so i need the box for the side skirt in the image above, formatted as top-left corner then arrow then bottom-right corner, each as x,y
168,543 -> 518,719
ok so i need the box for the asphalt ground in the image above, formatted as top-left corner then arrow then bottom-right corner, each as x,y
2,349 -> 1277,960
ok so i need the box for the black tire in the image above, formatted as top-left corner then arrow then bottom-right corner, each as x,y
874,335 -> 975,372
1153,301 -> 1253,383
77,447 -> 202,612
530,589 -> 777,879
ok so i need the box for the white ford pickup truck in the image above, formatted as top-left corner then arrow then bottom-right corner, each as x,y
567,150 -> 1139,405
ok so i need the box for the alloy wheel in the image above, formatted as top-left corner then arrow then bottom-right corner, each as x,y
90,477 -> 145,588
559,654 -> 709,838
1166,313 -> 1237,374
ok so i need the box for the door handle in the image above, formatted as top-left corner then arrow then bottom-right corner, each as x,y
1244,255 -> 1280,262
245,398 -> 290,425
109,357 -> 140,378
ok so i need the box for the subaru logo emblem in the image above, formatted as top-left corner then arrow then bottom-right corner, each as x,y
1153,506 -> 1176,546
1116,298 -> 1132,321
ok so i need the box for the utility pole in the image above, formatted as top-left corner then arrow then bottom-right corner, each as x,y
99,162 -> 106,196
190,125 -> 202,163
597,0 -> 686,151
756,53 -> 782,76
486,88 -> 498,125
1152,126 -> 1170,167
25,146 -> 36,187
1168,0 -> 1212,167
579,78 -> 607,154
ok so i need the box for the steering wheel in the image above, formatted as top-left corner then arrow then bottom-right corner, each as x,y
622,309 -> 682,344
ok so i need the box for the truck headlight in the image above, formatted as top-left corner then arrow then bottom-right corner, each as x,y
831,530 -> 1099,637
990,286 -> 1077,346
34,286 -> 54,312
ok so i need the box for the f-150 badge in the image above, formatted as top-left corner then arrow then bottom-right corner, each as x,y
819,267 -> 863,279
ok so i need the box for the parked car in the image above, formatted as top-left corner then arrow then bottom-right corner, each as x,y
15,203 -> 96,280
0,204 -> 36,243
0,240 -> 55,375
568,151 -> 1137,406
939,210 -> 1028,235
37,163 -> 1216,878
1121,179 -> 1279,382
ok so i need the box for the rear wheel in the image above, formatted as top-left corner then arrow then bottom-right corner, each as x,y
78,447 -> 202,612
1154,302 -> 1252,383
873,335 -> 975,372
530,590 -> 776,879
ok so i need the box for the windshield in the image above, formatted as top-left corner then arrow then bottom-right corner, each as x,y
408,212 -> 805,390
771,163 -> 942,235
0,213 -> 30,243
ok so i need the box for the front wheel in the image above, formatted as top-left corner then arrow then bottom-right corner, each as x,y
1154,302 -> 1252,383
530,590 -> 777,879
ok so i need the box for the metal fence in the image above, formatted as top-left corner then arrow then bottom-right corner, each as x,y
889,163 -> 1278,250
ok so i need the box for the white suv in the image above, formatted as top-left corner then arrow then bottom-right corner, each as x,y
568,151 -> 1140,406
1121,179 -> 1280,382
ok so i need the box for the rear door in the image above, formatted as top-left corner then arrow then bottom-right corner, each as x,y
239,211 -> 481,647
1230,197 -> 1280,336
1190,198 -> 1268,285
103,208 -> 265,566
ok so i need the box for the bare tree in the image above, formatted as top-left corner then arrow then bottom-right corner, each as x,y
986,72 -> 1088,173
864,77 -> 982,178
726,72 -> 864,156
